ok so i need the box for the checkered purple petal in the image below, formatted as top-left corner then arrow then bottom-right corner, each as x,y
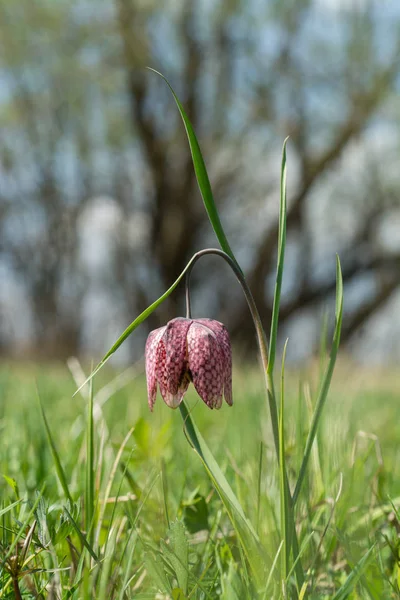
195,319 -> 233,406
145,326 -> 166,411
187,321 -> 225,409
155,317 -> 192,408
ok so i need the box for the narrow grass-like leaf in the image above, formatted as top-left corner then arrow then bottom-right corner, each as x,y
103,449 -> 135,561
267,137 -> 288,374
261,139 -> 304,591
85,376 -> 95,542
97,525 -> 118,600
2,475 -> 19,499
145,551 -> 172,595
161,458 -> 170,529
117,530 -> 138,600
256,442 -> 263,534
331,544 -> 376,600
303,383 -> 325,503
261,138 -> 288,459
285,531 -> 315,585
179,402 -> 265,589
1,490 -> 43,568
0,500 -> 21,519
94,427 -> 134,549
262,540 -> 284,599
64,507 -> 99,564
37,389 -> 73,505
347,495 -> 400,536
318,310 -> 329,381
293,256 -> 344,506
149,68 -> 236,264
279,339 -> 289,584
167,520 -> 189,594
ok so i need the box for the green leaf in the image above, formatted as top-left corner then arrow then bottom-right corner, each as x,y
149,68 -> 236,264
262,540 -> 284,599
293,254 -> 344,505
267,137 -> 288,374
85,375 -> 95,542
98,526 -> 118,600
179,402 -> 266,588
182,493 -> 209,534
279,339 -> 290,583
2,475 -> 19,498
167,520 -> 189,594
34,494 -> 50,547
221,561 -> 246,600
117,531 -> 138,600
331,544 -> 376,600
1,490 -> 44,568
0,499 -> 21,519
172,589 -> 187,600
37,388 -> 73,505
145,551 -> 172,595
64,506 -> 99,564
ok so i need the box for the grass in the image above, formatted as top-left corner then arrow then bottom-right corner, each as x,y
1,359 -> 400,598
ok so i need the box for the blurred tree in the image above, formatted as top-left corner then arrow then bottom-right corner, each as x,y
1,0 -> 400,358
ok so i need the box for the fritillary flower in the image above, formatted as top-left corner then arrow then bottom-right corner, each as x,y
145,317 -> 233,411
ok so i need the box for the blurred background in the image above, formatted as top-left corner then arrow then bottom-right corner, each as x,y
1,0 -> 400,365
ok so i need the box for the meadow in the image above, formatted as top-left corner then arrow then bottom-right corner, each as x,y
2,77 -> 399,599
0,359 -> 399,598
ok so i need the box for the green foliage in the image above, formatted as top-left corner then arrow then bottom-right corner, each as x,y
179,401 -> 266,590
148,69 -> 237,266
0,365 -> 400,598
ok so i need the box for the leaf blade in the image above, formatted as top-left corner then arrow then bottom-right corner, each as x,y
179,402 -> 266,588
293,255 -> 344,505
149,68 -> 237,264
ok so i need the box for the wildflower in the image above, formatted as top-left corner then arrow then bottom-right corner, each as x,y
145,317 -> 233,411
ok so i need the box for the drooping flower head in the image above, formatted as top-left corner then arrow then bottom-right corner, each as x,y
145,317 -> 232,411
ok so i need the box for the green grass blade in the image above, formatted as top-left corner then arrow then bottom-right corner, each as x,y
286,531 -> 315,585
293,256 -> 344,506
64,507 -> 99,564
1,490 -> 43,568
117,530 -> 138,600
85,376 -> 95,542
179,402 -> 265,589
149,68 -> 236,264
161,458 -> 170,529
279,339 -> 289,585
0,500 -> 21,519
168,520 -> 189,595
267,138 -> 288,374
256,442 -> 263,534
97,526 -> 118,600
37,389 -> 73,505
262,540 -> 284,599
95,428 -> 134,549
331,544 -> 376,600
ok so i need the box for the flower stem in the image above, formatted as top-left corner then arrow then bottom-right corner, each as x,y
185,248 -> 279,453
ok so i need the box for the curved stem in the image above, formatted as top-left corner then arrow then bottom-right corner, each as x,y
184,248 -> 279,456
